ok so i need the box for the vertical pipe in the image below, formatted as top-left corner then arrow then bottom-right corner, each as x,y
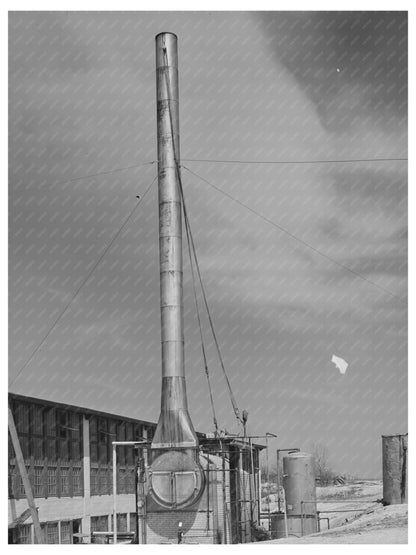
112,444 -> 117,544
265,436 -> 271,528
82,416 -> 91,543
276,451 -> 281,512
152,32 -> 198,451
206,457 -> 210,530
249,439 -> 255,524
221,443 -> 228,544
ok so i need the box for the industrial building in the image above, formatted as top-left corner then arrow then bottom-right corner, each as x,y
8,392 -> 156,543
9,33 -> 308,544
8,392 -> 264,544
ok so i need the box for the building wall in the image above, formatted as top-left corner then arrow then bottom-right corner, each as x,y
8,493 -> 136,524
8,394 -> 157,543
8,395 -> 155,471
145,453 -> 231,544
8,395 -> 263,544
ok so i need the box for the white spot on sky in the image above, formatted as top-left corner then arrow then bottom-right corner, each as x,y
331,355 -> 348,375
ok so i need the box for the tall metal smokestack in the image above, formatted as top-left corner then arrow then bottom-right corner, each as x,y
148,32 -> 204,510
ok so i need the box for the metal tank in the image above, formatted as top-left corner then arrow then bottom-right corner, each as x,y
382,433 -> 408,505
272,451 -> 317,538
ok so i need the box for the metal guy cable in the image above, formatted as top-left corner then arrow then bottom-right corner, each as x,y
162,45 -> 244,427
182,165 -> 405,304
183,187 -> 219,436
9,174 -> 158,388
182,157 -> 407,165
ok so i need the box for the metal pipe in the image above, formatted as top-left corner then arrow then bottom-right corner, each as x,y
112,441 -> 148,446
113,444 -> 117,545
221,444 -> 228,544
206,457 -> 210,530
152,31 -> 198,451
111,440 -> 147,544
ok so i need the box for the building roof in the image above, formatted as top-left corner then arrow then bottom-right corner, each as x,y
8,392 -> 157,428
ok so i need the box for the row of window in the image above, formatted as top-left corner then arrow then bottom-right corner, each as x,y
9,400 -> 155,464
10,514 -> 136,544
8,462 -> 83,499
10,402 -> 83,461
91,512 -> 135,533
9,461 -> 138,499
9,519 -> 81,544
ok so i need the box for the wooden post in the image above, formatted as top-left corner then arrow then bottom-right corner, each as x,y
82,416 -> 91,542
42,458 -> 48,499
8,405 -> 44,544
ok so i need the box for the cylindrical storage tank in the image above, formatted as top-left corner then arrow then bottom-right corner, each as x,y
283,452 -> 317,537
270,513 -> 286,540
382,434 -> 408,505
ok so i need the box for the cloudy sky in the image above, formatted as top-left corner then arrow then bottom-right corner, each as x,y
9,11 -> 407,477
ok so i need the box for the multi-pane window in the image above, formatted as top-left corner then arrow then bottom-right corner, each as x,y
98,466 -> 110,495
72,467 -> 83,495
10,402 -> 82,462
32,437 -> 43,459
45,408 -> 56,459
125,423 -> 133,465
130,513 -> 137,537
47,467 -> 57,496
45,407 -> 56,435
32,406 -> 43,434
91,516 -> 109,532
89,417 -> 98,463
118,513 -> 127,532
98,418 -> 108,463
57,411 -> 70,460
17,524 -> 31,544
117,421 -> 126,464
9,398 -> 157,501
42,522 -> 59,544
110,513 -> 128,532
32,406 -> 44,459
60,521 -> 72,544
15,404 -> 29,433
60,467 -> 70,496
33,466 -> 44,497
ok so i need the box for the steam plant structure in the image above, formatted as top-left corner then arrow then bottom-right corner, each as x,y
8,32 -> 320,545
138,32 -> 263,545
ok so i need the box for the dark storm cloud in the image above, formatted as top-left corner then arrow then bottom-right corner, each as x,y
327,167 -> 407,257
330,167 -> 407,204
259,11 -> 407,131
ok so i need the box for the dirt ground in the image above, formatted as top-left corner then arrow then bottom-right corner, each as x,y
261,480 -> 408,544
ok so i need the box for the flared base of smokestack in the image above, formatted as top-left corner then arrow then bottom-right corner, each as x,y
151,376 -> 199,449
148,449 -> 205,509
149,377 -> 204,509
149,32 -> 205,511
